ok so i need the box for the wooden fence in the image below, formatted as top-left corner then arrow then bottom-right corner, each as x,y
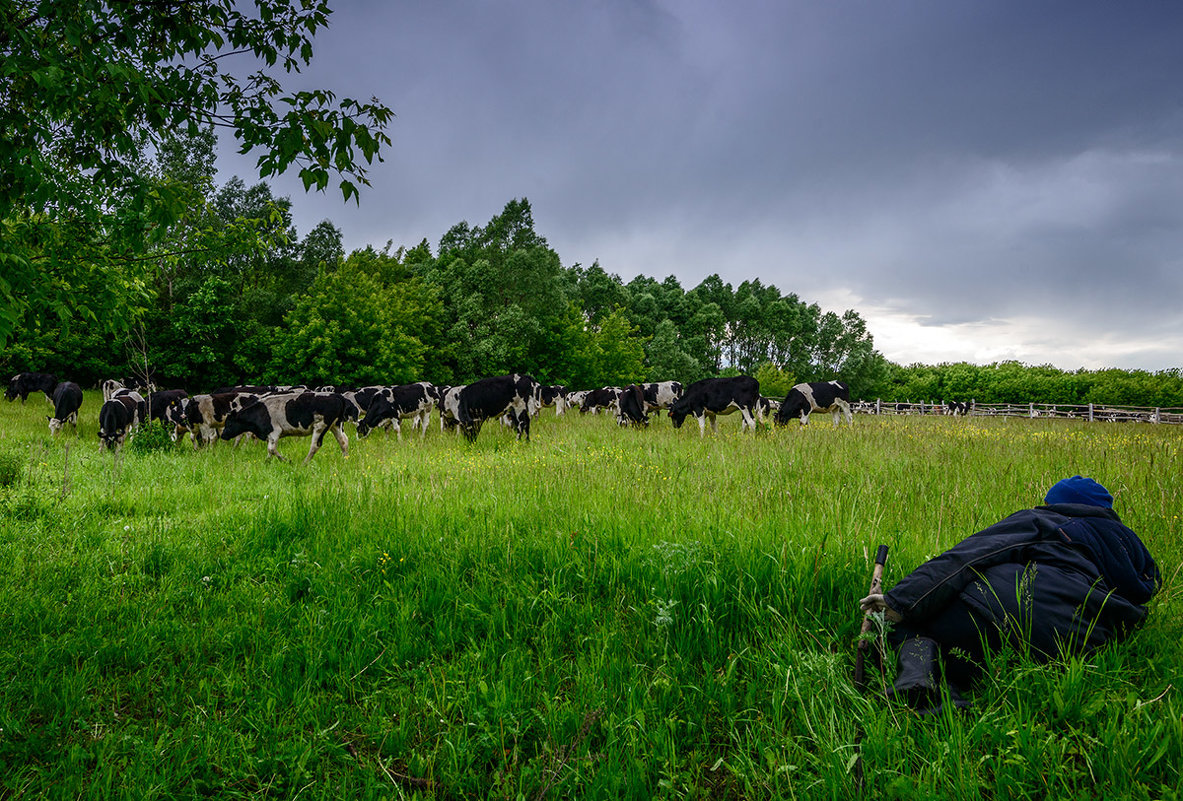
851,400 -> 1183,425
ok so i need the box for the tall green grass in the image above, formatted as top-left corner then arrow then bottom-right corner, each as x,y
0,392 -> 1180,799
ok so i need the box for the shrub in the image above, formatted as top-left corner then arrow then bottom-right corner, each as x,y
128,421 -> 176,455
0,452 -> 22,488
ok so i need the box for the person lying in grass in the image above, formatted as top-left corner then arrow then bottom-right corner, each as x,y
860,475 -> 1161,714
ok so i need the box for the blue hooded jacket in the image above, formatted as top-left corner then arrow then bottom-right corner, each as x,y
885,503 -> 1159,660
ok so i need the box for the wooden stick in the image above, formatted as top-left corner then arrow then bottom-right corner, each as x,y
853,544 -> 889,691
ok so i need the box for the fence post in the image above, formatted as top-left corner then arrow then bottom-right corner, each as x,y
876,399 -> 881,415
1088,403 -> 1094,423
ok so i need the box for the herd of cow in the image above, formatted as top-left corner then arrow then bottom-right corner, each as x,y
5,370 -> 854,464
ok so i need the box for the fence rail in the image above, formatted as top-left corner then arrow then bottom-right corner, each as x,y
851,400 -> 1183,425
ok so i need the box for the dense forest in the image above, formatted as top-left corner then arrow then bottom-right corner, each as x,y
4,132 -> 1181,407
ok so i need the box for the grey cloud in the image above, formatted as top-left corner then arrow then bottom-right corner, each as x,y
214,0 -> 1183,369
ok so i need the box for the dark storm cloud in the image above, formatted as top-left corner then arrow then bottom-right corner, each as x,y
215,1 -> 1183,369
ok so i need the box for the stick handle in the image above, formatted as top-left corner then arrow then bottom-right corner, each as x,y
854,544 -> 890,689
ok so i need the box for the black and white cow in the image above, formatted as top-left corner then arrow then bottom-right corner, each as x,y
146,389 -> 188,424
104,375 -> 156,402
456,374 -> 540,442
670,376 -> 760,435
340,386 -> 389,421
564,390 -> 590,413
775,381 -> 853,427
98,392 -> 147,451
6,372 -> 58,404
580,387 -> 622,415
220,391 -> 349,463
537,384 -> 568,415
616,384 -> 650,427
47,381 -> 84,435
436,385 -> 465,432
641,381 -> 683,417
755,396 -> 781,423
356,382 -> 437,439
946,400 -> 969,417
172,392 -> 258,448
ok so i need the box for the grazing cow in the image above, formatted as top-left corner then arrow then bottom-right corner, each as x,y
775,381 -> 853,427
220,391 -> 349,464
47,381 -> 84,435
537,384 -> 568,415
564,390 -> 590,413
174,392 -> 257,448
641,381 -> 683,417
670,376 -> 760,435
6,372 -> 58,404
946,400 -> 969,417
616,384 -> 650,427
580,387 -> 622,415
120,371 -> 158,393
98,392 -> 146,451
341,386 -> 389,421
146,389 -> 187,423
755,396 -> 781,423
456,374 -> 541,442
437,385 -> 465,432
356,382 -> 438,439
101,379 -> 124,402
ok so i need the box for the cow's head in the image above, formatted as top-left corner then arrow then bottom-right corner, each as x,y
221,404 -> 267,442
774,397 -> 807,426
47,416 -> 63,435
459,420 -> 482,443
98,426 -> 126,451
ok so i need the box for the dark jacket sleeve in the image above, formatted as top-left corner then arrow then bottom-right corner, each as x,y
884,508 -> 1065,622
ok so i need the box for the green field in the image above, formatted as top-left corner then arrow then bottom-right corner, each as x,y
1,392 -> 1180,799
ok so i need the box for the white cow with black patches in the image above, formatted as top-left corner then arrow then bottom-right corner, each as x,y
220,391 -> 349,464
775,381 -> 853,427
437,385 -> 466,432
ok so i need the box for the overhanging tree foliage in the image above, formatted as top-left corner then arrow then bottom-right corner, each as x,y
0,0 -> 393,343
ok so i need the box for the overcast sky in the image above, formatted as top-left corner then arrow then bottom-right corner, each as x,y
216,1 -> 1183,371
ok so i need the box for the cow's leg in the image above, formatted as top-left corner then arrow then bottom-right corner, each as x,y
518,409 -> 531,441
709,412 -> 719,433
268,434 -> 287,462
839,400 -> 853,425
418,410 -> 429,438
332,423 -> 349,455
741,407 -> 756,431
697,413 -> 707,437
799,411 -> 810,426
394,418 -> 403,441
304,424 -> 327,465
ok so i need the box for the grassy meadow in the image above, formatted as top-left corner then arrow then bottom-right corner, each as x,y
0,391 -> 1180,799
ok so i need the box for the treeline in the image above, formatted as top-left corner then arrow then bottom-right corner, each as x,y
881,361 -> 1183,408
2,131 -> 883,393
2,134 -> 1179,408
